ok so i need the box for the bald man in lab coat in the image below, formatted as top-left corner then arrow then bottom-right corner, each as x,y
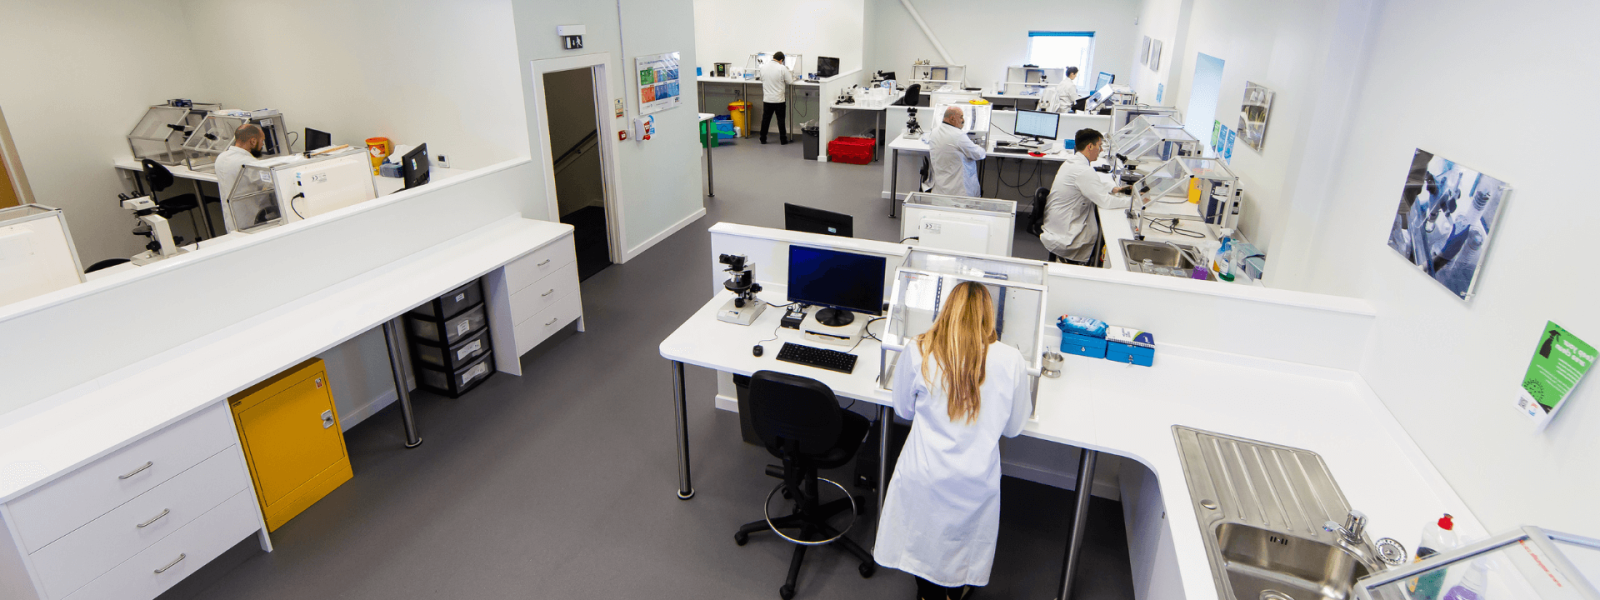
926,106 -> 986,197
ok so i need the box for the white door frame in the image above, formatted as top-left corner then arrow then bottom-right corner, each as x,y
529,53 -> 626,264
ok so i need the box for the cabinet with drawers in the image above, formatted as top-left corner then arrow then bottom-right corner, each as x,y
485,231 -> 584,373
0,402 -> 266,600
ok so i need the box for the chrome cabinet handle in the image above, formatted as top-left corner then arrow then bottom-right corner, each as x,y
541,288 -> 555,297
137,508 -> 170,528
154,553 -> 186,574
545,317 -> 558,326
537,259 -> 551,267
119,461 -> 153,480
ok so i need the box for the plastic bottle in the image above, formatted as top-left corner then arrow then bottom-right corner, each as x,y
1441,560 -> 1487,600
1408,514 -> 1458,600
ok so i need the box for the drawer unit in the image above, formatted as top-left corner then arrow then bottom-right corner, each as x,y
30,448 -> 250,600
408,280 -> 483,321
504,234 -> 576,294
230,359 -> 353,532
62,491 -> 259,600
412,327 -> 490,372
9,403 -> 237,553
408,303 -> 487,346
514,290 -> 583,356
416,350 -> 496,398
508,261 -> 579,325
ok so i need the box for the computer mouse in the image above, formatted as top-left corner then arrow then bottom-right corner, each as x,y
752,344 -> 764,357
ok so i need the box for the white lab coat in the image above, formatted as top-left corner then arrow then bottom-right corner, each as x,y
214,146 -> 256,201
875,341 -> 1032,587
761,61 -> 794,103
1039,79 -> 1080,113
1042,152 -> 1128,262
927,123 -> 986,197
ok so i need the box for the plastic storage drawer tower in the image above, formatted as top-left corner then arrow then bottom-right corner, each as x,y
406,279 -> 496,398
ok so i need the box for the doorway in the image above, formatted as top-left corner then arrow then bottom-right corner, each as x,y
542,67 -> 613,281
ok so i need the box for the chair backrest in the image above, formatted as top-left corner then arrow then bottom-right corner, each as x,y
899,84 -> 921,107
85,258 -> 131,273
141,159 -> 175,193
747,370 -> 843,457
1028,186 -> 1049,236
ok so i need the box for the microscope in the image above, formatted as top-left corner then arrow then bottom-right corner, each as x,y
121,196 -> 185,265
905,106 -> 922,138
716,253 -> 766,326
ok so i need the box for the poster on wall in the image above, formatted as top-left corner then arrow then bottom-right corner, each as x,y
1223,127 -> 1235,163
1514,322 -> 1595,432
1149,39 -> 1163,71
635,52 -> 683,116
1386,149 -> 1510,300
1237,82 -> 1276,152
1211,121 -> 1224,155
1141,37 -> 1152,65
1157,83 -> 1165,103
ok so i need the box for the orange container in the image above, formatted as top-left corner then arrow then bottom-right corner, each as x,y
365,137 -> 392,175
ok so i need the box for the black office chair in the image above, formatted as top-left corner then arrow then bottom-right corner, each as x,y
898,83 -> 921,107
140,159 -> 213,240
85,258 -> 131,273
734,371 -> 875,599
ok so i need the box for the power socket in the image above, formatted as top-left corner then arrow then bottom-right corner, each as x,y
435,153 -> 451,169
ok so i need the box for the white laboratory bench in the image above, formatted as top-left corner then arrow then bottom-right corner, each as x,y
112,157 -> 461,197
668,223 -> 1479,600
0,215 -> 581,600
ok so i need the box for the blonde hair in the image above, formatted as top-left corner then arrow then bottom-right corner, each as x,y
917,282 -> 998,424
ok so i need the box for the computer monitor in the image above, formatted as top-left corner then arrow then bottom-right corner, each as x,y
305,128 -> 332,152
784,203 -> 853,237
1095,72 -> 1115,92
402,143 -> 430,190
787,245 -> 885,327
1014,109 -> 1060,143
817,57 -> 840,78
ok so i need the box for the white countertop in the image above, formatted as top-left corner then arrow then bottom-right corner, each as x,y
1029,336 -> 1480,600
114,155 -> 460,197
0,216 -> 573,503
697,75 -> 820,88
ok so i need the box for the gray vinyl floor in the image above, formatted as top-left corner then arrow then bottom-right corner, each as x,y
165,137 -> 1133,600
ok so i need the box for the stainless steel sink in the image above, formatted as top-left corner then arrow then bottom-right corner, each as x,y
1174,427 -> 1399,600
1119,240 -> 1213,280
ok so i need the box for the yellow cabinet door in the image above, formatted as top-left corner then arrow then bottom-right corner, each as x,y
231,359 -> 353,531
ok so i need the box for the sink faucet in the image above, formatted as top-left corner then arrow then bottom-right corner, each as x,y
1325,510 -> 1408,569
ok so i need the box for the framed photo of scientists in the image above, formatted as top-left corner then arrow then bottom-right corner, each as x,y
1386,148 -> 1510,300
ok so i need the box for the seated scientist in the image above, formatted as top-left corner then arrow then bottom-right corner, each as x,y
215,124 -> 266,202
1038,67 -> 1081,113
1041,128 -> 1133,265
927,106 -> 986,197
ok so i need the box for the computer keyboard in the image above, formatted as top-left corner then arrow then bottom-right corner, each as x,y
775,342 -> 858,374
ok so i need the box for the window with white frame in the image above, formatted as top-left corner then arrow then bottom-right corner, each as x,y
1026,32 -> 1094,87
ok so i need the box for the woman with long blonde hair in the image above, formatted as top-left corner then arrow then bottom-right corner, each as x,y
874,281 -> 1032,600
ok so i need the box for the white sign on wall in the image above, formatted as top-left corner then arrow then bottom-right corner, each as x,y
635,52 -> 682,116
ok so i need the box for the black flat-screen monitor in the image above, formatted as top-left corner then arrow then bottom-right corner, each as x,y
402,143 -> 430,190
1014,109 -> 1060,141
787,245 -> 885,327
817,56 -> 840,78
305,128 -> 331,152
784,203 -> 853,237
1095,72 -> 1115,92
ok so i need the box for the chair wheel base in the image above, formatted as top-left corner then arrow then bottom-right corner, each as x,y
734,532 -> 749,546
779,584 -> 795,599
859,562 -> 875,578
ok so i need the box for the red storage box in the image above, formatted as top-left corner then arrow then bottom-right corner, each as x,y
827,136 -> 875,165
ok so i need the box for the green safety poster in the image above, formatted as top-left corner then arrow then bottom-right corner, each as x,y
1514,321 -> 1595,431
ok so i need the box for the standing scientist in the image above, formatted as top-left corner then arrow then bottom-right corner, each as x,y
759,52 -> 796,144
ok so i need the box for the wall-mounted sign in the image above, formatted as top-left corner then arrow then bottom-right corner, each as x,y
1515,322 -> 1595,432
635,52 -> 682,116
1385,149 -> 1510,300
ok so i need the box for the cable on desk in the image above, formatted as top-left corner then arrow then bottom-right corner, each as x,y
1143,216 -> 1205,238
900,236 -> 920,243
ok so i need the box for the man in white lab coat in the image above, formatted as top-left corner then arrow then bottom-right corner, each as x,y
214,124 -> 265,202
1038,66 -> 1081,113
1041,128 -> 1132,264
927,106 -> 986,197
759,52 -> 796,144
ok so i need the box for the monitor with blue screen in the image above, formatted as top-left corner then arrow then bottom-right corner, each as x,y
1095,72 -> 1115,93
787,245 -> 885,327
1014,109 -> 1060,143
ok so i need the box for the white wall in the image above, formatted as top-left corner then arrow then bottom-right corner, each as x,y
1299,0 -> 1600,536
1126,0 -> 1188,106
182,0 -> 530,173
867,0 -> 1140,91
510,0 -> 706,258
0,0 -> 214,264
692,0 -> 865,76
